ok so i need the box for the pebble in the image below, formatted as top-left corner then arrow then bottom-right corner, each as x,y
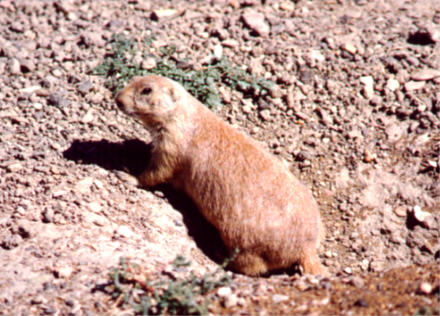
48,92 -> 70,107
413,205 -> 431,223
81,110 -> 94,124
363,148 -> 376,163
213,44 -> 223,60
51,69 -> 63,77
115,225 -> 136,239
223,293 -> 238,308
279,1 -> 295,12
404,81 -> 425,91
77,80 -> 93,95
6,162 -> 23,172
151,8 -> 179,21
343,267 -> 353,275
360,76 -> 374,99
412,205 -> 435,229
341,43 -> 357,55
31,295 -> 46,305
259,109 -> 272,121
141,57 -> 157,70
75,177 -> 94,194
349,276 -> 365,288
20,85 -> 42,95
84,212 -> 108,227
114,171 -> 139,186
411,69 -> 440,81
54,265 -> 74,279
385,78 -> 400,91
393,206 -> 407,217
242,10 -> 270,37
8,58 -> 21,74
217,286 -> 232,297
87,201 -> 102,213
294,279 -> 310,291
354,298 -> 369,307
418,282 -> 432,294
20,59 -> 36,73
272,294 -> 289,304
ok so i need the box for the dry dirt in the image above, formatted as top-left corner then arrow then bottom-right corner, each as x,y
0,0 -> 439,315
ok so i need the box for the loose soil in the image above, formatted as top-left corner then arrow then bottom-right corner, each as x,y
0,0 -> 439,315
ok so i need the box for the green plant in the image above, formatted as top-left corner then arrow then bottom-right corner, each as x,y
92,34 -> 275,109
107,255 -> 234,315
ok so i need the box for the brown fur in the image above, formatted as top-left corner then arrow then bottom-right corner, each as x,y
115,75 -> 327,276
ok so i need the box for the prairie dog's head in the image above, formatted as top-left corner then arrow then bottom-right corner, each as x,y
115,75 -> 186,128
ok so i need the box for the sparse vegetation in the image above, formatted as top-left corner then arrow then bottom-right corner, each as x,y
92,34 -> 274,109
106,255 -> 234,315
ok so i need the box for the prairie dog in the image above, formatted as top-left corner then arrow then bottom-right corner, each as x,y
115,75 -> 327,276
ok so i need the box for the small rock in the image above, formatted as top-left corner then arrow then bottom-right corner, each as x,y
115,225 -> 136,239
259,109 -> 272,121
279,1 -> 295,11
418,282 -> 432,295
349,276 -> 365,288
114,171 -> 139,186
394,206 -> 407,217
223,293 -> 238,308
8,58 -> 21,74
341,43 -> 357,55
272,294 -> 289,304
87,202 -> 102,213
354,298 -> 369,307
84,212 -> 108,227
31,295 -> 46,305
51,69 -> 63,78
6,162 -> 23,172
141,57 -> 157,70
307,50 -> 326,65
75,177 -> 94,194
222,39 -> 239,47
42,208 -> 54,223
360,75 -> 374,99
20,59 -> 36,73
411,69 -> 440,81
213,44 -> 223,60
343,267 -> 353,274
151,8 -> 179,21
54,266 -> 74,279
81,110 -> 94,124
404,81 -> 425,91
413,205 -> 431,223
363,148 -> 376,163
48,93 -> 70,107
294,279 -> 310,291
217,286 -> 232,297
412,205 -> 435,229
242,10 -> 270,37
20,85 -> 42,95
385,78 -> 400,91
77,80 -> 93,95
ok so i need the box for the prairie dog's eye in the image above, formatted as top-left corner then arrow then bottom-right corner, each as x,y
140,87 -> 152,95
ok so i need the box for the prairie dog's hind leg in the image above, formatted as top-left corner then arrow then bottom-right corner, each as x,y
230,252 -> 269,277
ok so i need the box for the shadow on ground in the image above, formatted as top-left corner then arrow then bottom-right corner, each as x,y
63,138 -> 227,265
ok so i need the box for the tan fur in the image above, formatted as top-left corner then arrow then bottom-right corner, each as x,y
115,75 -> 328,276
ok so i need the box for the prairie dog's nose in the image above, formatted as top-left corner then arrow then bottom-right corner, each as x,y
115,88 -> 135,111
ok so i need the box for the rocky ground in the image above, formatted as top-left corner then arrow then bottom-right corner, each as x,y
0,0 -> 439,315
